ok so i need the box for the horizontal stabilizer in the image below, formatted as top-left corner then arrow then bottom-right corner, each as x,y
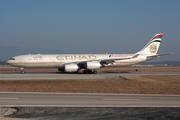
146,53 -> 173,60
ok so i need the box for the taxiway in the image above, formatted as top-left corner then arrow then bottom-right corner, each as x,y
0,92 -> 180,107
0,71 -> 179,80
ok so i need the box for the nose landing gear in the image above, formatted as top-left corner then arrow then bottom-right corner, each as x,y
21,68 -> 25,74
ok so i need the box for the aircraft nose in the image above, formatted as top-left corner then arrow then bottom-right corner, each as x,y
6,60 -> 11,64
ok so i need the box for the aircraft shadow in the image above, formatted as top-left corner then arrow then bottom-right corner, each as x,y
44,71 -> 131,74
25,72 -> 85,74
103,71 -> 130,73
0,71 -> 130,74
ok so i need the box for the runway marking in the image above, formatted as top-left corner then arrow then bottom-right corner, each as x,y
0,98 -> 19,100
103,99 -> 141,101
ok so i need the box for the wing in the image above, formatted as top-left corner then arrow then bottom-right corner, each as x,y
64,57 -> 131,65
97,57 -> 131,64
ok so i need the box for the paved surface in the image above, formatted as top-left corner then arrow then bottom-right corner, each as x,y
0,92 -> 180,107
3,107 -> 180,120
0,71 -> 179,80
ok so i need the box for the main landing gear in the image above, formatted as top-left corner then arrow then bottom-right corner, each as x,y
21,68 -> 25,74
83,70 -> 97,74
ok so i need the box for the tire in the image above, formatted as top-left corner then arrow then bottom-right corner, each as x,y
83,70 -> 87,74
93,70 -> 97,74
88,70 -> 92,74
21,70 -> 25,74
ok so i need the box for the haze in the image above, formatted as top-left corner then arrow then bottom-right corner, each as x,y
0,0 -> 180,61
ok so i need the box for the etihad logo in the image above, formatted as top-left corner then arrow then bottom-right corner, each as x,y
150,44 -> 157,53
33,56 -> 42,59
56,55 -> 97,61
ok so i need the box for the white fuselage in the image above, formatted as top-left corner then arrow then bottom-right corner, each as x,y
7,54 -> 147,69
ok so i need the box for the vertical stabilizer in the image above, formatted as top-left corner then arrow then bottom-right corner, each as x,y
137,33 -> 163,55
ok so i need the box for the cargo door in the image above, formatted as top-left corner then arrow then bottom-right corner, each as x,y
51,57 -> 55,62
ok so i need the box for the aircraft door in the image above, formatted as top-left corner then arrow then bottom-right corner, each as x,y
19,57 -> 23,63
51,57 -> 55,62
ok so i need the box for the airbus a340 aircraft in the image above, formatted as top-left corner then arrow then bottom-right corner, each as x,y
7,33 -> 171,74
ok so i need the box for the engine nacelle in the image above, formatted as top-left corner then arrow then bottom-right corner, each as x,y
64,64 -> 79,72
86,61 -> 101,70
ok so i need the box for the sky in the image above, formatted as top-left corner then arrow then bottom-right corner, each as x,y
0,0 -> 180,61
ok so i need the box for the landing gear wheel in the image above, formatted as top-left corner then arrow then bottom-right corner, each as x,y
93,70 -> 97,74
88,70 -> 92,74
83,70 -> 87,74
21,70 -> 25,74
83,70 -> 97,74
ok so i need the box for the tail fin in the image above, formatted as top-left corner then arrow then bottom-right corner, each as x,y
137,33 -> 163,55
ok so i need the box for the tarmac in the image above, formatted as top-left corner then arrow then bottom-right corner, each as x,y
0,68 -> 180,119
0,92 -> 180,107
0,71 -> 179,80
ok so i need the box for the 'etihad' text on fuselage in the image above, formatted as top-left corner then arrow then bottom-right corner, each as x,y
56,55 -> 97,60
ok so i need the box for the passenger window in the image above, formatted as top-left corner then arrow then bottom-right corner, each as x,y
10,58 -> 15,60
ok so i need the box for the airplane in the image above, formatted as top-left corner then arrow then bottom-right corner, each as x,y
7,33 -> 172,74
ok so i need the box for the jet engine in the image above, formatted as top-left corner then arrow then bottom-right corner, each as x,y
86,61 -> 101,70
64,64 -> 79,72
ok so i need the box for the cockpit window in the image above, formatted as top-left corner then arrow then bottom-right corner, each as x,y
10,58 -> 15,60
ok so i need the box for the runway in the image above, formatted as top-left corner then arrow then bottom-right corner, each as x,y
0,71 -> 179,80
0,92 -> 180,107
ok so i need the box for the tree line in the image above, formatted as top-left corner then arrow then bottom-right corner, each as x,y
0,60 -> 7,65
